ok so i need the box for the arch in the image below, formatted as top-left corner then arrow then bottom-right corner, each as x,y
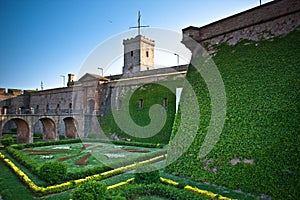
63,117 -> 78,138
39,117 -> 56,140
2,106 -> 8,115
3,118 -> 30,143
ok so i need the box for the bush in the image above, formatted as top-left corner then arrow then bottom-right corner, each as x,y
72,180 -> 107,200
39,161 -> 67,184
1,137 -> 15,146
134,164 -> 160,184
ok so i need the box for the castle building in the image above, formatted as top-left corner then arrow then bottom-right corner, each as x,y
0,0 -> 299,143
0,29 -> 187,142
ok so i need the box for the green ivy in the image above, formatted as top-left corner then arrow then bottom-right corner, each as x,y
167,30 -> 300,199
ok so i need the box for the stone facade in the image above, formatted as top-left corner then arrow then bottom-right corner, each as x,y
123,35 -> 155,76
183,0 -> 300,49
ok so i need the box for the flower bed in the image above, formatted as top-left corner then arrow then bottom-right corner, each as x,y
40,155 -> 54,160
109,148 -> 150,153
75,154 -> 91,165
81,144 -> 92,149
104,153 -> 126,159
57,154 -> 82,162
89,144 -> 103,150
23,149 -> 68,154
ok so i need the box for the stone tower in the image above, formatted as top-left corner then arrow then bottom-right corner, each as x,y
122,35 -> 155,76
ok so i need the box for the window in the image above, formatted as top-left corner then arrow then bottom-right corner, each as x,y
163,98 -> 168,108
139,99 -> 143,109
146,51 -> 149,57
69,103 -> 72,113
131,51 -> 133,57
36,105 -> 39,114
56,104 -> 60,114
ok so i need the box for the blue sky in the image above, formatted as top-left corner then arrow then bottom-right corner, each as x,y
0,0 -> 273,90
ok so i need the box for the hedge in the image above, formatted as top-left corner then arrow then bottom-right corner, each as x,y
0,152 -> 166,196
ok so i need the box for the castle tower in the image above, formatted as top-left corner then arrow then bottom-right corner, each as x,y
122,35 -> 155,76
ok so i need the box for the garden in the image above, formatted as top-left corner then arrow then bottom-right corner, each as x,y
0,138 -> 255,200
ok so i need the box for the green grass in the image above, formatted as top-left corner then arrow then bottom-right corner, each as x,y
167,29 -> 300,199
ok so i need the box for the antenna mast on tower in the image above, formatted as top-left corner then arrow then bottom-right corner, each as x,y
129,11 -> 149,35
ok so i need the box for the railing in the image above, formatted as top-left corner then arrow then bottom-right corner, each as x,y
0,109 -> 99,117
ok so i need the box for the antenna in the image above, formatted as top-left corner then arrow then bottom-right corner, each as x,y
129,11 -> 149,35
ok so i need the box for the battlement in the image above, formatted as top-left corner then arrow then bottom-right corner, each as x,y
123,35 -> 155,46
183,0 -> 300,47
0,88 -> 22,96
0,88 -> 37,96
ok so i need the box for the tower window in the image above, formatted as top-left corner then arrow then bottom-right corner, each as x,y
139,99 -> 143,109
163,98 -> 168,108
131,51 -> 133,57
146,51 -> 149,57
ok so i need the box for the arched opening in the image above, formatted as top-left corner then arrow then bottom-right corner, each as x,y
2,106 -> 8,115
63,117 -> 77,138
2,120 -> 17,140
3,118 -> 30,143
39,118 -> 56,140
33,120 -> 43,142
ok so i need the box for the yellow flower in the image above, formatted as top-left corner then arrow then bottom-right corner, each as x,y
160,177 -> 179,186
106,178 -> 135,190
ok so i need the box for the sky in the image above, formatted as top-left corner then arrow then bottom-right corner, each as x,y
0,0 -> 273,90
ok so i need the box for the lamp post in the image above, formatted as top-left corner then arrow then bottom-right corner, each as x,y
60,75 -> 65,87
174,53 -> 179,66
98,67 -> 104,77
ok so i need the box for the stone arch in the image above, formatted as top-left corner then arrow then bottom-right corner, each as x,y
39,117 -> 56,140
3,118 -> 30,143
63,117 -> 78,138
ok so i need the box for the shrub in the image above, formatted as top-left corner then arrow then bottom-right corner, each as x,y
134,164 -> 160,184
39,161 -> 67,184
72,180 -> 106,200
1,137 -> 15,146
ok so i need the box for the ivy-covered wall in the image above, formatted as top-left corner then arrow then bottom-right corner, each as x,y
166,30 -> 300,199
100,83 -> 176,144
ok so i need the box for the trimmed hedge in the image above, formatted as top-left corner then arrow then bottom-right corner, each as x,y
166,30 -> 300,199
1,137 -> 15,146
82,138 -> 164,148
72,180 -> 107,200
106,183 -> 210,200
39,161 -> 67,184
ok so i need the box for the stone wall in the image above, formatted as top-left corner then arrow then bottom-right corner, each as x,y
183,0 -> 300,47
